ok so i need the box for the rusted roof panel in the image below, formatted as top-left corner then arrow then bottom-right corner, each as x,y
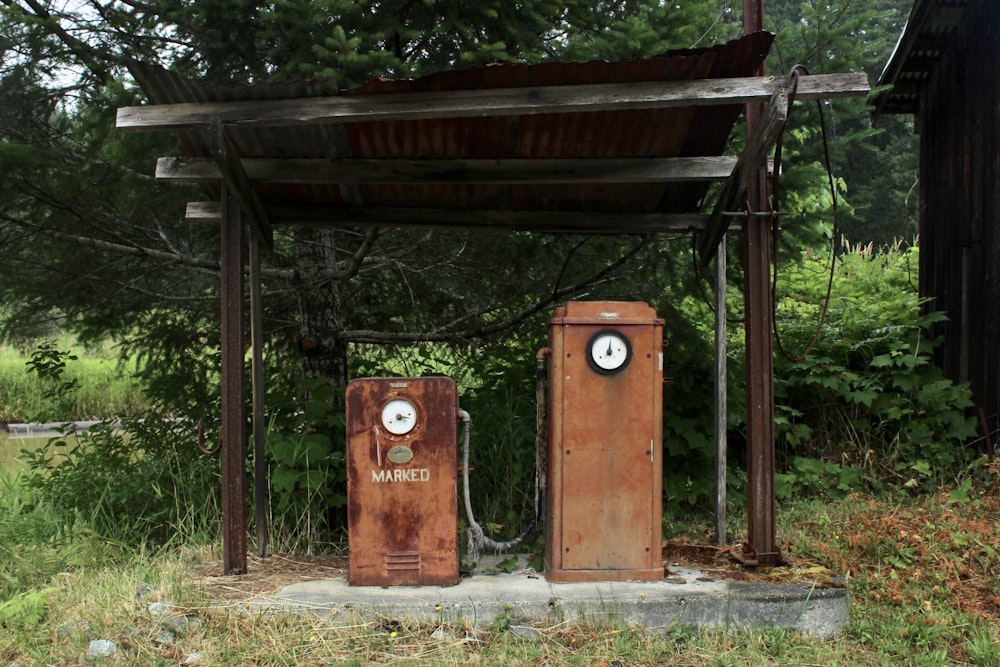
126,31 -> 774,228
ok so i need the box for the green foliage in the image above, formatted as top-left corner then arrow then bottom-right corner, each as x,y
0,586 -> 57,629
23,340 -> 79,422
767,0 -> 919,246
0,468 -> 120,601
773,242 -> 977,495
0,339 -> 145,423
20,415 -> 220,546
263,377 -> 348,552
659,325 -> 726,523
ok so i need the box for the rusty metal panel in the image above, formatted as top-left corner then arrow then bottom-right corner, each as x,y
346,377 -> 459,586
545,301 -> 664,582
126,31 -> 772,224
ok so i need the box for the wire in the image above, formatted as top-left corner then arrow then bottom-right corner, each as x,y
770,64 -> 841,363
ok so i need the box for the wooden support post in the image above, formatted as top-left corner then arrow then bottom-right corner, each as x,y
220,183 -> 248,575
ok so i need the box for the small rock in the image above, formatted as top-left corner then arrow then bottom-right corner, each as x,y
148,601 -> 171,614
153,630 -> 176,646
430,627 -> 454,641
56,620 -> 93,639
134,584 -> 153,603
85,639 -> 118,660
160,614 -> 203,636
510,625 -> 541,641
183,651 -> 205,665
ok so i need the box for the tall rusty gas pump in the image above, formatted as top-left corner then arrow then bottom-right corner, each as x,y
544,301 -> 664,582
345,377 -> 460,586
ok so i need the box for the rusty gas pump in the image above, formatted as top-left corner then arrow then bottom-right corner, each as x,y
544,301 -> 664,582
345,377 -> 460,586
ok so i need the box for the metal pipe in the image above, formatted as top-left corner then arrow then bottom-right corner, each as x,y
741,0 -> 782,567
220,182 -> 248,575
250,233 -> 268,559
714,236 -> 728,546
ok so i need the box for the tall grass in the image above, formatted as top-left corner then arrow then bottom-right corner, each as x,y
0,339 -> 147,423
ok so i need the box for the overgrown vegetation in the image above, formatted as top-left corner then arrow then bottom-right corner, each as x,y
4,242 -> 985,552
771,241 -> 978,498
0,336 -> 144,424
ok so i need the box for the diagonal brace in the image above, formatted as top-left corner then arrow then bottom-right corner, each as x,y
210,117 -> 274,250
698,85 -> 788,267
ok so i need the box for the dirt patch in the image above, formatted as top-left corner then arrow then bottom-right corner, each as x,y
191,554 -> 348,604
662,537 -> 845,587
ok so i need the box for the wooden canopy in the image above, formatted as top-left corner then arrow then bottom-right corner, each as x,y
118,32 -> 866,260
116,31 -> 869,573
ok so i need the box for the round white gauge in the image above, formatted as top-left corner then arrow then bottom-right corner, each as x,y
380,398 -> 418,435
587,330 -> 632,374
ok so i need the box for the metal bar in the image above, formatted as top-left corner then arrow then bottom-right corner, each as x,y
209,117 -> 274,250
220,183 -> 248,575
714,234 -> 728,546
250,233 -> 268,559
742,0 -> 782,567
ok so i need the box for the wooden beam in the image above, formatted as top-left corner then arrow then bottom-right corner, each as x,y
210,118 -> 274,249
183,201 -> 741,234
157,156 -> 741,184
118,73 -> 869,132
698,84 -> 788,266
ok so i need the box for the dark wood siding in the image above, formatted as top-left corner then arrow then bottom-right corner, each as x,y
918,0 -> 1000,433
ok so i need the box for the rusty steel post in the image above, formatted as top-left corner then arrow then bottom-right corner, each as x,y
742,0 -> 782,566
220,183 -> 248,575
250,233 -> 268,559
714,235 -> 728,546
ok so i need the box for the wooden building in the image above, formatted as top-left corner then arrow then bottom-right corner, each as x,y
874,0 -> 1000,440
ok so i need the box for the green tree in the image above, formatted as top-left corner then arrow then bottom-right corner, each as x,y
0,0 -> 723,392
765,0 -> 918,247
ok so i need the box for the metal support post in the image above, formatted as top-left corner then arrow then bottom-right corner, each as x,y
250,234 -> 268,559
220,183 -> 248,575
742,0 -> 782,566
714,234 -> 728,546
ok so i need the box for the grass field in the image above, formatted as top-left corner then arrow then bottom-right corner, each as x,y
1,476 -> 998,666
0,339 -> 146,424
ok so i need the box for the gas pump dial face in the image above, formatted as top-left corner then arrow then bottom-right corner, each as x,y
587,329 -> 632,375
381,398 -> 418,435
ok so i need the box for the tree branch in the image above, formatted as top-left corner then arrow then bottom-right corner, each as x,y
341,236 -> 650,344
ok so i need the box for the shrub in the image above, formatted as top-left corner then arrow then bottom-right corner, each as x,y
20,415 -> 220,546
772,242 -> 977,496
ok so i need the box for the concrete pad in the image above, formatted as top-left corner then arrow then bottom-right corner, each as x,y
251,560 -> 848,639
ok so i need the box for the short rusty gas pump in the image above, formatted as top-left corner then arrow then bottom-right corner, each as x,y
544,301 -> 664,582
345,376 -> 460,586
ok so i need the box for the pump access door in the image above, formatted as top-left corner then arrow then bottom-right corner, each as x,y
346,377 -> 460,586
545,301 -> 664,582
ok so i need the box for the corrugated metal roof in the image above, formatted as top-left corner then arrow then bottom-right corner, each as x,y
126,31 -> 774,232
872,0 -> 970,119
